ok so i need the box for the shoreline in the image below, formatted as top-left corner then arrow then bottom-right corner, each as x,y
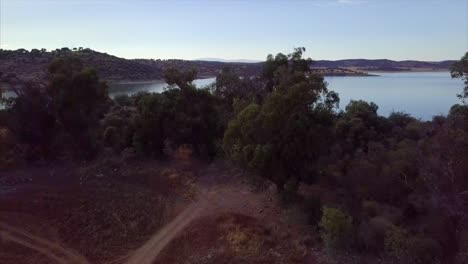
107,76 -> 216,85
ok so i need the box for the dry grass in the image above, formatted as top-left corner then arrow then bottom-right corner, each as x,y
223,217 -> 264,258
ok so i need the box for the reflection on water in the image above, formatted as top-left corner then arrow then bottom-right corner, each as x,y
108,78 -> 216,98
0,89 -> 16,109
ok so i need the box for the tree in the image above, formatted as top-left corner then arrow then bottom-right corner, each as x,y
450,52 -> 468,101
0,73 -> 56,160
335,100 -> 390,153
48,57 -> 109,158
223,49 -> 338,191
320,207 -> 353,250
30,49 -> 41,57
2,84 -> 57,160
133,69 -> 223,158
163,67 -> 197,90
213,67 -> 266,119
262,47 -> 313,92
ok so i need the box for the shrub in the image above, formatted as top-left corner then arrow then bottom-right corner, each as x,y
410,236 -> 442,264
384,225 -> 411,260
358,216 -> 394,252
362,200 -> 379,218
319,206 -> 353,250
303,195 -> 322,226
103,126 -> 118,147
133,87 -> 223,158
0,127 -> 16,168
113,94 -> 133,106
280,178 -> 300,204
384,226 -> 442,264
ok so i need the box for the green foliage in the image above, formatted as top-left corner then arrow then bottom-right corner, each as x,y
319,207 -> 353,250
1,57 -> 109,160
214,67 -> 265,108
358,216 -> 394,252
3,86 -> 58,160
262,47 -> 313,92
385,226 -> 410,259
385,226 -> 442,263
450,52 -> 468,100
48,57 -> 109,158
101,105 -> 137,153
388,111 -> 416,128
133,78 -> 223,158
223,48 -> 338,191
113,94 -> 133,106
163,67 -> 197,90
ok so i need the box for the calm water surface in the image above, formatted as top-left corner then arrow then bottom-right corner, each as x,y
109,72 -> 463,120
327,72 -> 462,120
109,78 -> 216,97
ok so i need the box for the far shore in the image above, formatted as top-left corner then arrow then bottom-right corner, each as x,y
367,68 -> 450,73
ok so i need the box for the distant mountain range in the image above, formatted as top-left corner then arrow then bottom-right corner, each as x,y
0,48 -> 456,82
194,58 -> 263,63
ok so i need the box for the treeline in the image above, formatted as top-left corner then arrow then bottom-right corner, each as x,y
0,47 -> 162,81
0,47 -> 261,81
1,48 -> 467,263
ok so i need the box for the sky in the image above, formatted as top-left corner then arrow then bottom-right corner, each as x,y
0,0 -> 467,61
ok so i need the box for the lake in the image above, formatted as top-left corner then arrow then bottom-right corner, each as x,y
107,71 -> 463,120
109,78 -> 216,97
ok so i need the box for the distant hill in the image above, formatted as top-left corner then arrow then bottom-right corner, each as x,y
0,48 -> 456,82
0,48 -> 162,81
194,58 -> 263,63
0,48 -> 262,82
313,59 -> 455,71
134,59 -> 262,79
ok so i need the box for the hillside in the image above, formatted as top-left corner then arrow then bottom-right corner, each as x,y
0,48 -> 261,82
0,48 -> 162,81
0,48 -> 455,83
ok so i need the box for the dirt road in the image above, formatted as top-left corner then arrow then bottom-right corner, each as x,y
0,222 -> 90,264
122,179 -> 275,264
123,199 -> 208,264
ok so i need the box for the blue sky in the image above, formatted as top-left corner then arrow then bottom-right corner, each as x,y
1,0 -> 467,60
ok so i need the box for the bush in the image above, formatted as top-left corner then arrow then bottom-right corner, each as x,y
358,216 -> 394,252
280,178 -> 300,204
0,127 -> 16,168
385,226 -> 410,260
132,88 -> 223,158
303,195 -> 322,226
384,226 -> 442,264
113,94 -> 133,106
362,200 -> 379,218
319,206 -> 353,250
100,106 -> 136,153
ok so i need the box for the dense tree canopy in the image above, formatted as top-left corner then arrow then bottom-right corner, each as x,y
48,57 -> 109,158
132,68 -> 223,158
224,48 -> 338,191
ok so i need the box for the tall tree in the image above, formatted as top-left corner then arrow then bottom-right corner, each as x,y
450,52 -> 468,101
48,57 -> 109,158
224,49 -> 338,192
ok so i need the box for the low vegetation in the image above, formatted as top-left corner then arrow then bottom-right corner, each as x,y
1,48 -> 467,263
